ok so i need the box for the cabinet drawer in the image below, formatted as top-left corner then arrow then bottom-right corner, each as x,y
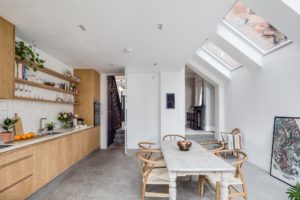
0,147 -> 33,167
0,155 -> 33,192
0,175 -> 33,200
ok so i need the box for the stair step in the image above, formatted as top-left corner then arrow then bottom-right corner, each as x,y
113,138 -> 124,144
114,134 -> 125,139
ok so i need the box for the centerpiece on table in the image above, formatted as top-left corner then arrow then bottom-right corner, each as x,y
57,112 -> 74,128
0,117 -> 18,141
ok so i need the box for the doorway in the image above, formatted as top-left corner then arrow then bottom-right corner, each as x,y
107,76 -> 126,149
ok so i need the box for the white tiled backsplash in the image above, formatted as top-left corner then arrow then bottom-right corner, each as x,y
0,38 -> 75,133
0,100 -> 73,133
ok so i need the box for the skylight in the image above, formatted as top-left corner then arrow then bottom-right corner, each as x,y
224,0 -> 291,54
282,0 -> 300,15
201,40 -> 242,71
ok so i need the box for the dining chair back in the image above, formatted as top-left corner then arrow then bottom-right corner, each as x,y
137,141 -> 166,168
163,134 -> 186,141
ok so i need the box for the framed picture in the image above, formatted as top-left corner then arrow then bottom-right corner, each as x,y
166,93 -> 175,109
270,116 -> 300,186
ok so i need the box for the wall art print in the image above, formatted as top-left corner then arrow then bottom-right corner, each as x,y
270,116 -> 300,186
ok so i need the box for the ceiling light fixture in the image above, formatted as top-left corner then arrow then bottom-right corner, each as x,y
78,25 -> 87,31
123,48 -> 133,53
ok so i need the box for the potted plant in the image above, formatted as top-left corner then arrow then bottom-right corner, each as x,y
0,117 -> 18,141
287,184 -> 300,200
58,112 -> 74,128
15,41 -> 46,71
45,122 -> 56,131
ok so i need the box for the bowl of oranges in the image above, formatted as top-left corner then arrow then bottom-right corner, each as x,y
14,132 -> 36,141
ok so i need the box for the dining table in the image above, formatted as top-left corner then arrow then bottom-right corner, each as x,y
160,140 -> 235,200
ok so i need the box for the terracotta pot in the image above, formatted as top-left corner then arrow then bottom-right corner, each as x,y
0,132 -> 12,141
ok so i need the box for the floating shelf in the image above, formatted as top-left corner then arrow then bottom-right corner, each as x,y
15,56 -> 81,84
14,96 -> 79,105
15,78 -> 79,95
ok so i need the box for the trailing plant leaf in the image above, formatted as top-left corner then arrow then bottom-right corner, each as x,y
15,41 -> 46,71
287,184 -> 300,200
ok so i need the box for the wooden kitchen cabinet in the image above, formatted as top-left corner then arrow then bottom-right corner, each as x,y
74,69 -> 100,126
0,147 -> 33,200
0,128 -> 99,199
0,17 -> 15,99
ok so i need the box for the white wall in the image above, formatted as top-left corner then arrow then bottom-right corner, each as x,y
224,43 -> 300,171
100,74 -> 108,149
0,38 -> 73,133
127,72 -> 160,149
160,68 -> 185,139
204,80 -> 215,131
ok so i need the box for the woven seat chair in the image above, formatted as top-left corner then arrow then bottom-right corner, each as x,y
136,149 -> 169,200
199,149 -> 248,200
163,134 -> 186,141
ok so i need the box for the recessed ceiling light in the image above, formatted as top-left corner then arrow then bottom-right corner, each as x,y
123,48 -> 133,53
78,25 -> 87,31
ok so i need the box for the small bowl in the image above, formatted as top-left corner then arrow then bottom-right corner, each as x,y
177,141 -> 192,151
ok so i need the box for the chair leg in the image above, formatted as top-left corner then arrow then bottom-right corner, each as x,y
215,182 -> 220,200
199,176 -> 205,198
141,182 -> 146,200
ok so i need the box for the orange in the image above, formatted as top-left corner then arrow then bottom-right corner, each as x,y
14,135 -> 21,141
21,134 -> 27,140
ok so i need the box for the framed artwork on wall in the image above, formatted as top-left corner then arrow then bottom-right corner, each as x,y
166,93 -> 175,109
270,116 -> 300,186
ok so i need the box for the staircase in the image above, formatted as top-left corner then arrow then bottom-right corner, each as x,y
107,76 -> 122,147
113,128 -> 125,145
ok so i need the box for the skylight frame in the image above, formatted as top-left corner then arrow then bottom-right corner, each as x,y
201,40 -> 242,71
223,2 -> 292,55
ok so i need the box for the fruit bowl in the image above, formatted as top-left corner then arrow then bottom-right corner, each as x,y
177,141 -> 192,151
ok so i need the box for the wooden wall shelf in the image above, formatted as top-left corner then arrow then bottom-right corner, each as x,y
15,56 -> 81,84
14,96 -> 79,105
15,78 -> 79,95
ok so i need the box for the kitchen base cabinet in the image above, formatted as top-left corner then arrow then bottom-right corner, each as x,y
0,175 -> 33,200
0,127 -> 100,199
0,147 -> 33,200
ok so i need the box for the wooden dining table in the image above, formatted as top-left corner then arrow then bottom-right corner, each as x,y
160,140 -> 235,200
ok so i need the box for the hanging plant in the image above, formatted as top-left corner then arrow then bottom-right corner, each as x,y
15,41 -> 46,71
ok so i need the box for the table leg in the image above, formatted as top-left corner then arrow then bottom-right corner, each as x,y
220,172 -> 229,200
168,171 -> 177,200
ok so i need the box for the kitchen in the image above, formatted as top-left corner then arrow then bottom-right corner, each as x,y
0,16 -> 101,199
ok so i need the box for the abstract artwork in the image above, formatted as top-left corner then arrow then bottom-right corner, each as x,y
166,93 -> 175,109
270,117 -> 300,186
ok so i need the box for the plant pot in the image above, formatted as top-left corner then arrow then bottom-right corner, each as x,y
0,132 -> 12,141
47,127 -> 54,131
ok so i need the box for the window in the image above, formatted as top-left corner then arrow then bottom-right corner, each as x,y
201,40 -> 242,71
224,0 -> 291,54
282,0 -> 300,15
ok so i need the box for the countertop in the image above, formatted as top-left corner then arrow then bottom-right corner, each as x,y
0,126 -> 94,154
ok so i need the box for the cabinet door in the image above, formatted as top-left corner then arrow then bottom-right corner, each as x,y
0,176 -> 33,200
33,142 -> 49,190
0,17 -> 15,99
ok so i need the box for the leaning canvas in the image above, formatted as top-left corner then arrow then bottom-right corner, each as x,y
270,117 -> 300,186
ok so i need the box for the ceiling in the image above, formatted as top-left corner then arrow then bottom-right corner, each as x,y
0,0 -> 235,73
